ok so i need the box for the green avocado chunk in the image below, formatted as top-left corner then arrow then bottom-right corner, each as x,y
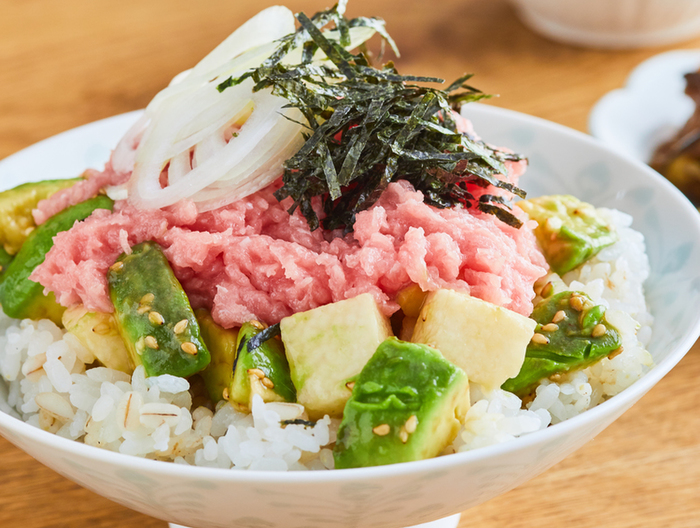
334,338 -> 469,469
0,178 -> 81,255
197,310 -> 239,403
502,291 -> 622,396
107,241 -> 211,378
0,247 -> 13,279
517,195 -> 618,275
280,293 -> 393,418
229,322 -> 296,410
0,195 -> 113,325
62,305 -> 133,374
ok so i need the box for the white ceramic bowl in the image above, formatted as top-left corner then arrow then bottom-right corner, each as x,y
1,104 -> 700,528
510,0 -> 700,48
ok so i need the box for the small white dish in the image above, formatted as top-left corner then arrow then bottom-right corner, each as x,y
589,49 -> 700,163
1,104 -> 700,528
510,0 -> 700,49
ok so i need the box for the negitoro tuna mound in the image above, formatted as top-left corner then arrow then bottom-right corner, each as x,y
0,2 -> 653,470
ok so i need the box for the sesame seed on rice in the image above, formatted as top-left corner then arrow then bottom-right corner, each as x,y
0,205 -> 654,469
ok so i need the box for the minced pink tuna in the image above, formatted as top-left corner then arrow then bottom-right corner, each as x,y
32,163 -> 546,328
32,165 -> 128,225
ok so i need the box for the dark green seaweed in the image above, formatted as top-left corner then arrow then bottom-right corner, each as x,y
218,3 -> 525,232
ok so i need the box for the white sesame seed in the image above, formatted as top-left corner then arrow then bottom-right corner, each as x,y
531,333 -> 549,345
373,424 -> 390,436
608,347 -> 623,359
181,342 -> 198,355
404,415 -> 418,433
592,324 -> 607,338
248,368 -> 265,379
149,311 -> 165,326
173,319 -> 189,334
140,293 -> 155,304
552,310 -> 567,323
541,282 -> 553,298
570,295 -> 584,311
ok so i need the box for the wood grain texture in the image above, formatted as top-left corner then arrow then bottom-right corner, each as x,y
1,0 -> 699,526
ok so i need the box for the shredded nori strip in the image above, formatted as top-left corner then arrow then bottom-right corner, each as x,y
231,323 -> 282,376
247,323 -> 281,352
231,331 -> 247,377
280,419 -> 317,427
218,3 -> 525,232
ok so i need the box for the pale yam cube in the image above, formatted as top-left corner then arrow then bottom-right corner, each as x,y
411,289 -> 536,391
280,293 -> 393,418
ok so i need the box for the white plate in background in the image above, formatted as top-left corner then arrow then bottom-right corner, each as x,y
589,50 -> 700,163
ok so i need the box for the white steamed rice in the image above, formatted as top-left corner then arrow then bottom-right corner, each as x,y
0,207 -> 654,470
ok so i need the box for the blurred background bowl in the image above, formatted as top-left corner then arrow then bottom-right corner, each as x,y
510,0 -> 700,48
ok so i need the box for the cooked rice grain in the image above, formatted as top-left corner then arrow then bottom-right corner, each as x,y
0,318 -> 334,469
0,206 -> 654,469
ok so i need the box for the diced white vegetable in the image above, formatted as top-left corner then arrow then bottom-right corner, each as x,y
411,289 -> 536,391
281,293 -> 393,418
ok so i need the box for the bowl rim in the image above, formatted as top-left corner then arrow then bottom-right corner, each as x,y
1,103 -> 700,484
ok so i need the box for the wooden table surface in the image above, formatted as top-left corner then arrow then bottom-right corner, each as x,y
1,1 -> 699,527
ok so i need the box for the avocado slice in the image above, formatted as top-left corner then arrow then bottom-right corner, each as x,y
280,293 -> 394,418
62,305 -> 133,373
197,314 -> 296,408
197,310 -> 239,403
502,291 -> 622,396
229,321 -> 296,410
0,178 -> 81,256
107,241 -> 211,378
517,195 -> 618,275
0,195 -> 113,325
334,338 -> 469,469
0,247 -> 13,279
